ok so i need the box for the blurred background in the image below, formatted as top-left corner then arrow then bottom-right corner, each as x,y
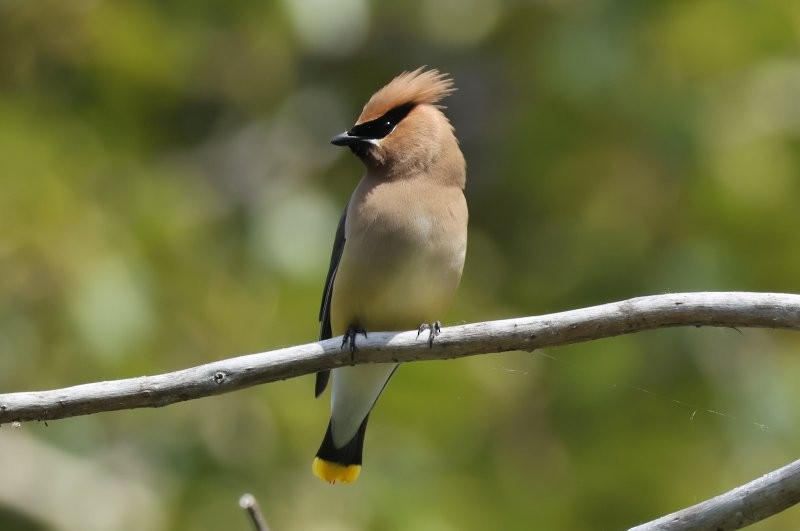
1,0 -> 800,529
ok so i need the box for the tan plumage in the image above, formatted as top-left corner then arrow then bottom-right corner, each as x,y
313,68 -> 468,484
358,68 -> 456,121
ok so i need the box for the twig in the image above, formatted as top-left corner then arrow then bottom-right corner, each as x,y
0,292 -> 798,424
239,493 -> 270,531
629,458 -> 800,530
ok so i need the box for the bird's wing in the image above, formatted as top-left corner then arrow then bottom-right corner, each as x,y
315,204 -> 348,397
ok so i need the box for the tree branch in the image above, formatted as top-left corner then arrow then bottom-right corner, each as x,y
2,291 -> 800,530
239,493 -> 270,531
628,457 -> 800,531
1,292 -> 798,425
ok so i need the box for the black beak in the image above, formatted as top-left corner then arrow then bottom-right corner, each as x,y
331,131 -> 362,146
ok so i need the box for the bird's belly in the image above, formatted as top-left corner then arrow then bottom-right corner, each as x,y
365,252 -> 455,327
330,232 -> 464,335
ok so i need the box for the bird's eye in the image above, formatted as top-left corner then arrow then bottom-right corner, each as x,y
348,103 -> 416,140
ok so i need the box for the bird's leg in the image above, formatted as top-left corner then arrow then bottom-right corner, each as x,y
417,321 -> 442,348
342,324 -> 367,361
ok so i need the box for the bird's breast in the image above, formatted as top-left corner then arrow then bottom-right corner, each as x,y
330,177 -> 467,335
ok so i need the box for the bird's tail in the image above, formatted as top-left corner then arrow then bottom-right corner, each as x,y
312,415 -> 369,484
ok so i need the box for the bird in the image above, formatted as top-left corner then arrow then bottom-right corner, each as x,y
312,67 -> 468,484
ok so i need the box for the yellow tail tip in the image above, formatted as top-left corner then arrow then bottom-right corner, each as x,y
312,457 -> 361,484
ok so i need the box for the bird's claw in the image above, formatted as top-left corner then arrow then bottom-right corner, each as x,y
342,325 -> 367,361
417,321 -> 442,347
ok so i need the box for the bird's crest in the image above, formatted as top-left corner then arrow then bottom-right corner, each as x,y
357,67 -> 455,124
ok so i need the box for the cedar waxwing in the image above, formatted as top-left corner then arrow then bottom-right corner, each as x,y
312,68 -> 468,484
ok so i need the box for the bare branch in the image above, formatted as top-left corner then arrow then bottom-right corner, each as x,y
0,292 -> 798,425
629,458 -> 800,531
239,493 -> 270,531
2,291 -> 800,530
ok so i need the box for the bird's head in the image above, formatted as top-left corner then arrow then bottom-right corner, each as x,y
332,67 -> 464,184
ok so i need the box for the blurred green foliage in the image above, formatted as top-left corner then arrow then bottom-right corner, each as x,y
1,0 -> 800,529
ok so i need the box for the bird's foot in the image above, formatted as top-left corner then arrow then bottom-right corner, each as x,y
342,325 -> 367,361
417,321 -> 442,348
